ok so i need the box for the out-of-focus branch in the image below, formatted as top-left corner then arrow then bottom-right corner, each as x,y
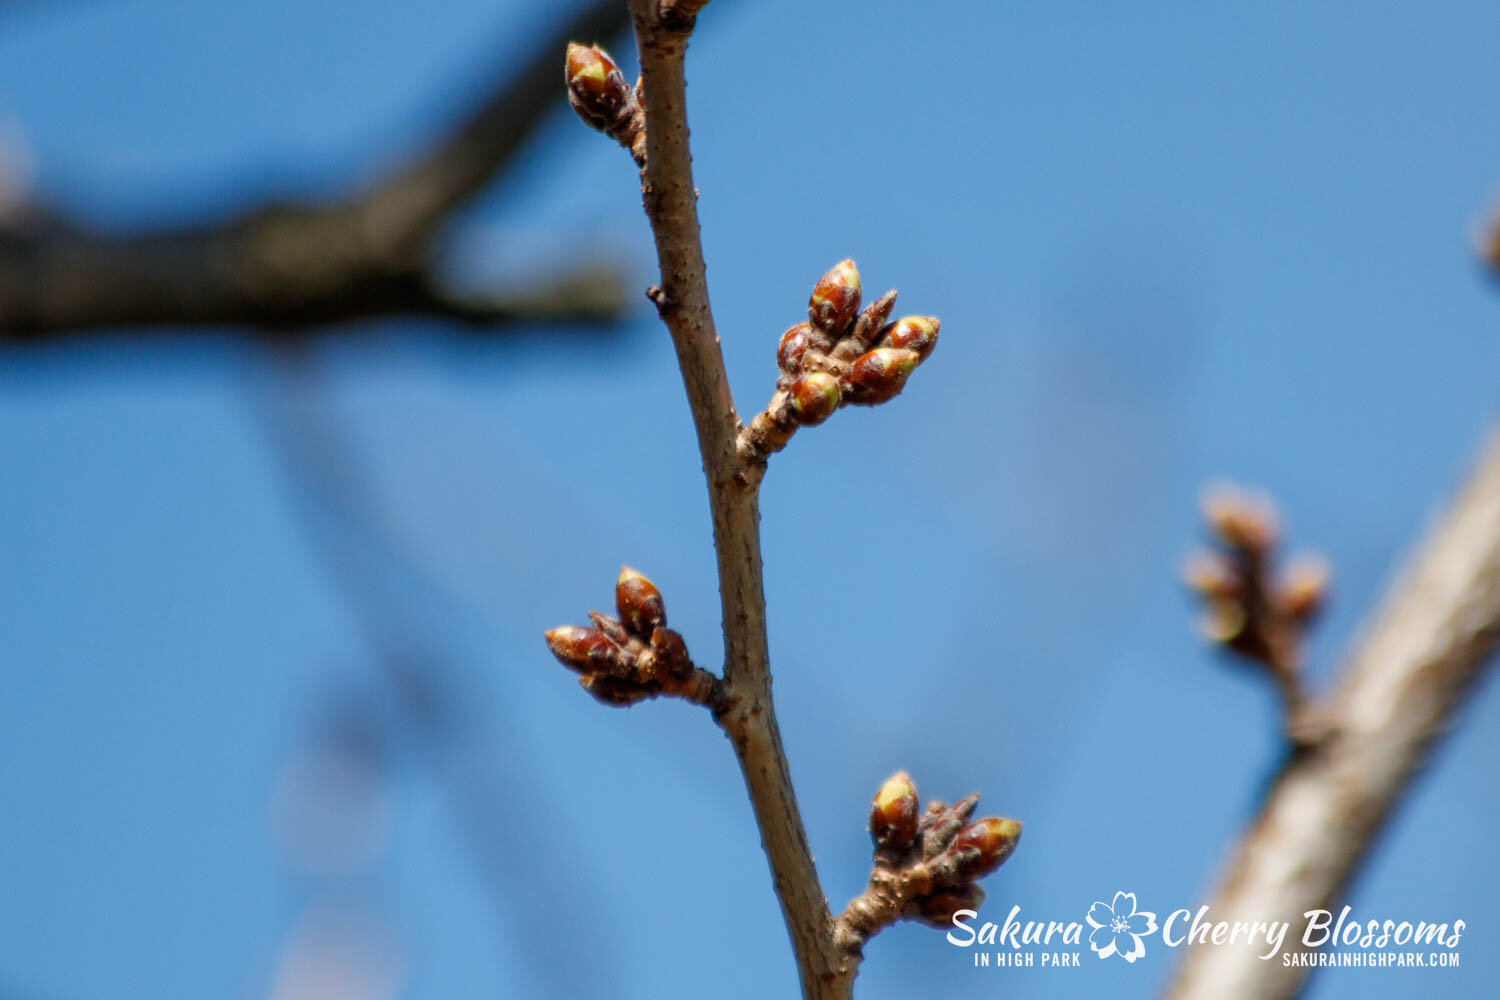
0,1 -> 630,339
1166,427 -> 1500,1000
251,349 -> 621,996
1182,485 -> 1330,746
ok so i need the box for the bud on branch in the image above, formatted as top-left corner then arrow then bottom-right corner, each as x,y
565,43 -> 646,164
836,772 -> 1021,955
740,260 -> 943,462
1183,482 -> 1331,745
544,566 -> 722,708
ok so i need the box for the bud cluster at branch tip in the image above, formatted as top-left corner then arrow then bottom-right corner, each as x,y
564,43 -> 645,163
837,772 -> 1020,952
1183,482 -> 1331,744
543,567 -> 719,708
741,259 -> 942,461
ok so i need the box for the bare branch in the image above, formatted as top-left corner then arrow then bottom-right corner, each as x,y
0,1 -> 630,339
621,2 -> 852,995
1165,427 -> 1500,1000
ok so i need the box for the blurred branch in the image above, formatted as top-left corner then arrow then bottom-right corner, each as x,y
251,349 -> 621,996
0,1 -> 630,340
1166,427 -> 1500,1000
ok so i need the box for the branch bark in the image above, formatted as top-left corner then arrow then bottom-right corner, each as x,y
623,3 -> 852,995
1166,426 -> 1500,1000
0,1 -> 630,339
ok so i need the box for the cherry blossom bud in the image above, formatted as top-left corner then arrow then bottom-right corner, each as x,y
1181,551 -> 1242,601
777,323 -> 815,375
616,566 -> 667,638
1202,483 -> 1278,552
911,885 -> 987,928
808,259 -> 862,336
870,771 -> 920,852
1198,598 -> 1247,643
543,626 -> 617,675
789,372 -> 842,425
1279,554 -> 1330,623
565,43 -> 630,130
849,347 -> 921,404
579,674 -> 651,707
883,316 -> 940,361
950,817 -> 1022,879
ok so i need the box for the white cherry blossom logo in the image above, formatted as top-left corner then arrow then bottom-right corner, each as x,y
1085,891 -> 1158,963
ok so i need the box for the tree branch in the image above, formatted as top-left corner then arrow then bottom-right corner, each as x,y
0,1 -> 630,339
250,349 -> 624,995
1166,426 -> 1500,1000
623,2 -> 851,995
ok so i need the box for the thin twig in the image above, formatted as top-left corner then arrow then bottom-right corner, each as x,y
1165,426 -> 1500,1000
624,2 -> 852,995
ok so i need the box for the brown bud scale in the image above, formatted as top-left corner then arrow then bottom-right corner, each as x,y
543,626 -> 617,675
848,347 -> 921,405
789,372 -> 842,425
949,817 -> 1022,879
870,771 -> 920,852
616,566 -> 666,638
565,43 -> 630,130
808,259 -> 862,336
777,323 -> 814,374
884,315 -> 940,361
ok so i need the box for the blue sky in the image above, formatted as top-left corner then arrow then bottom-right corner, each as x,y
1,1 -> 1498,997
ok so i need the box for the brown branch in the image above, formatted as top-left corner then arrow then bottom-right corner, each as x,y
1165,426 -> 1500,1000
0,1 -> 630,339
621,2 -> 853,996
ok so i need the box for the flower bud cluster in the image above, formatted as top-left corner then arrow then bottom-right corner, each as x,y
837,772 -> 1020,951
1183,483 -> 1328,661
741,259 -> 941,460
1183,482 -> 1332,745
544,567 -> 716,707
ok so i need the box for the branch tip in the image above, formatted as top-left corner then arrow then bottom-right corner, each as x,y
739,260 -> 941,463
1184,481 -> 1329,745
544,567 -> 718,708
837,772 -> 1020,960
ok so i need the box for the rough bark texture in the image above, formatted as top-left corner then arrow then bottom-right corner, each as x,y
1166,427 -> 1500,1000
